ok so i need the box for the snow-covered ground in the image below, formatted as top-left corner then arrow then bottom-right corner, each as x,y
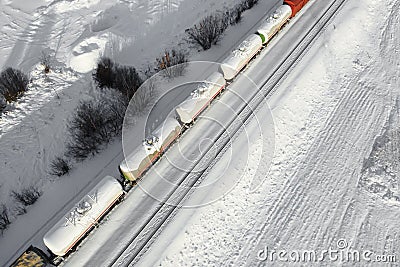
134,0 -> 400,266
2,0 -> 399,265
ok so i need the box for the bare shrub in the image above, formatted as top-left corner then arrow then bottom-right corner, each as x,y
66,94 -> 126,160
0,204 -> 11,234
93,57 -> 117,89
11,186 -> 42,207
241,0 -> 259,9
50,156 -> 71,177
226,5 -> 243,25
156,49 -> 188,78
0,67 -> 29,102
66,100 -> 111,160
94,58 -> 143,102
185,13 -> 229,50
185,0 -> 259,50
40,51 -> 52,74
99,90 -> 127,132
114,65 -> 143,101
14,204 -> 27,215
129,79 -> 156,115
142,64 -> 156,80
0,94 -> 6,113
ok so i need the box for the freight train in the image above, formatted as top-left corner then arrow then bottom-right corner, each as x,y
10,0 -> 309,266
119,0 -> 309,184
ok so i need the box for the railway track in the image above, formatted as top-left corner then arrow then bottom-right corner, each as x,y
109,0 -> 349,266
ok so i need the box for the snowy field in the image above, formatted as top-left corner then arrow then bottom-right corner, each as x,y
134,0 -> 400,266
1,0 -> 399,265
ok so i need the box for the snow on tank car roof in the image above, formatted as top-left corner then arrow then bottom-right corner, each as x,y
43,176 -> 123,256
120,141 -> 157,173
258,5 -> 292,31
177,72 -> 225,112
221,34 -> 262,70
151,117 -> 180,142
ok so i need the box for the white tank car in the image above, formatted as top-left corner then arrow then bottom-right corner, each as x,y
149,117 -> 182,152
219,34 -> 263,80
257,5 -> 292,44
120,117 -> 181,182
43,176 -> 123,257
119,139 -> 159,182
176,72 -> 226,124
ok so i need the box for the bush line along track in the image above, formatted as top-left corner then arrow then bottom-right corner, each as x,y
110,0 -> 348,266
4,3 -> 281,266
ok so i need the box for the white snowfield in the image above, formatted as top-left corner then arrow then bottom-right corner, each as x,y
43,176 -> 123,257
3,0 -> 399,265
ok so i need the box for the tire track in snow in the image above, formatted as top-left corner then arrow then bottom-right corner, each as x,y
247,64 -> 390,266
234,5 -> 398,264
345,1 -> 400,263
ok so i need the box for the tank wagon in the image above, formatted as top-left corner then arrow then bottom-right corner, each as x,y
119,117 -> 182,182
220,34 -> 263,80
176,72 -> 226,124
43,176 -> 124,262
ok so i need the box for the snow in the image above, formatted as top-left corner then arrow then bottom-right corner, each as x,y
69,35 -> 108,73
2,0 -> 398,265
220,34 -> 263,80
133,0 -> 400,265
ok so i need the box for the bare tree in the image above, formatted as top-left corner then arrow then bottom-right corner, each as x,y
128,79 -> 156,115
226,4 -> 243,25
66,95 -> 126,160
0,68 -> 29,102
11,187 -> 42,207
185,0 -> 259,50
185,13 -> 229,50
50,156 -> 71,177
0,204 -> 10,234
40,51 -> 52,74
93,57 -> 117,89
114,65 -> 143,101
156,49 -> 188,78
